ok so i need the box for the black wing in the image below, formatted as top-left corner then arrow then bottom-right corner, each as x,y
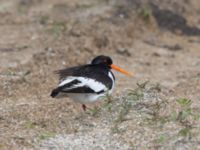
50,76 -> 106,97
55,64 -> 113,89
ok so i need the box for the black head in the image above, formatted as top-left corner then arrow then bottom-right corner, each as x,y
91,55 -> 132,76
91,55 -> 113,66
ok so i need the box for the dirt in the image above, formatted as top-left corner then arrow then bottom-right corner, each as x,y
0,0 -> 200,150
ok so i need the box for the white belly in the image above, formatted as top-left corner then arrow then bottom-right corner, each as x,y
67,93 -> 105,104
56,92 -> 106,104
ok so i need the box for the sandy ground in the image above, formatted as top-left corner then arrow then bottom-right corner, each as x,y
0,0 -> 200,149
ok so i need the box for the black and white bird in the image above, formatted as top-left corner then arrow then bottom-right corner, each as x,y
50,55 -> 132,111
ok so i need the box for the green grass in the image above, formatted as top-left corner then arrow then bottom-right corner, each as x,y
111,81 -> 148,133
24,121 -> 37,129
86,106 -> 100,116
138,6 -> 151,22
39,15 -> 49,25
39,132 -> 56,140
154,134 -> 167,144
178,127 -> 191,137
108,82 -> 200,148
46,22 -> 68,37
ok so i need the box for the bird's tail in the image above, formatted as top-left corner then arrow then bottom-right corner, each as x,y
50,87 -> 61,98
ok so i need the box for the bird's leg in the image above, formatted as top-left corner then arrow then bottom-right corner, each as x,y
82,104 -> 87,111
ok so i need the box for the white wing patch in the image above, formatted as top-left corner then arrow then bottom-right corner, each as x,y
58,76 -> 107,92
58,77 -> 77,87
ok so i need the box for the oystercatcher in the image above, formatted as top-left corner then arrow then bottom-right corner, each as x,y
50,55 -> 132,111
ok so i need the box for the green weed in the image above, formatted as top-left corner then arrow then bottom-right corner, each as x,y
176,98 -> 192,107
47,22 -> 67,36
102,100 -> 112,111
178,127 -> 191,137
176,98 -> 193,125
112,82 -> 147,133
138,7 -> 151,22
39,132 -> 56,140
154,134 -> 167,144
24,121 -> 37,129
39,15 -> 49,25
86,106 -> 100,116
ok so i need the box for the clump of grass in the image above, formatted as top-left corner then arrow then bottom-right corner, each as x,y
75,3 -> 94,9
17,0 -> 34,14
39,15 -> 49,25
111,81 -> 148,133
86,93 -> 113,116
155,98 -> 199,147
108,80 -> 200,149
115,100 -> 132,123
178,127 -> 191,137
116,83 -> 145,123
165,98 -> 199,132
112,81 -> 165,130
131,82 -> 167,124
173,98 -> 200,140
17,5 -> 29,14
138,6 -> 151,22
154,134 -> 168,144
0,144 -> 3,149
147,94 -> 168,124
103,101 -> 112,111
167,98 -> 193,125
86,106 -> 100,117
176,98 -> 192,124
47,22 -> 68,37
24,121 -> 37,129
39,132 -> 56,140
111,124 -> 121,134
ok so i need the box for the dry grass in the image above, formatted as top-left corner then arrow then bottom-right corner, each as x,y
0,0 -> 200,149
36,82 -> 200,149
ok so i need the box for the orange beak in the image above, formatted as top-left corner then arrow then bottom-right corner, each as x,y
110,64 -> 133,76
